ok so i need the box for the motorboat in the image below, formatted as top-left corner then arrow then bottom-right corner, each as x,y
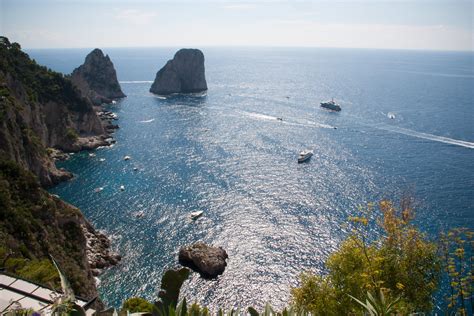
94,187 -> 104,193
190,210 -> 204,220
123,155 -> 131,161
120,185 -> 125,191
298,150 -> 313,163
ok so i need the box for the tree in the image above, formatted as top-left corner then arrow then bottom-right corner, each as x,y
291,199 -> 441,314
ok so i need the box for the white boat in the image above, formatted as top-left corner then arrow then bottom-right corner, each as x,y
89,153 -> 96,157
298,150 -> 313,163
123,155 -> 131,161
120,185 -> 125,191
94,187 -> 104,193
99,158 -> 106,162
133,167 -> 139,171
190,210 -> 204,220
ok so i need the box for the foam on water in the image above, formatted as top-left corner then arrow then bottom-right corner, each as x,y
377,125 -> 474,149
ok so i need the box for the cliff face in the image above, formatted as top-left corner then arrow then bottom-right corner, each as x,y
150,49 -> 207,95
70,49 -> 126,105
0,37 -> 120,305
0,160 -> 116,303
0,37 -> 105,186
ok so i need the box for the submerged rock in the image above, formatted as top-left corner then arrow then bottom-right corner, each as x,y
150,49 -> 207,95
71,48 -> 125,105
178,242 -> 228,278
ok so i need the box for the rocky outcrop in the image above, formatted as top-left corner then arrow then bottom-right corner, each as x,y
70,48 -> 125,105
0,160 -> 115,305
0,38 -> 115,186
82,224 -> 121,276
0,37 -> 121,186
178,242 -> 228,278
150,49 -> 207,95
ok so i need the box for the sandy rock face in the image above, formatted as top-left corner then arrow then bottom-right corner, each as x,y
150,49 -> 207,95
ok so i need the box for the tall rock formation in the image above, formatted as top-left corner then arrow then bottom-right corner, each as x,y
70,48 -> 125,105
0,37 -> 104,186
150,49 -> 207,95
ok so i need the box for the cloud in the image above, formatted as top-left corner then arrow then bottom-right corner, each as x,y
114,9 -> 158,26
222,4 -> 257,10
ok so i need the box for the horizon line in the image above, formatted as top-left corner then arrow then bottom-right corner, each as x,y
22,45 -> 474,54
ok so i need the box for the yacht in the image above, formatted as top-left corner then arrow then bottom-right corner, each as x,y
298,150 -> 313,163
320,98 -> 341,111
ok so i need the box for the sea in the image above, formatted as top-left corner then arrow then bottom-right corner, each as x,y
27,47 -> 474,311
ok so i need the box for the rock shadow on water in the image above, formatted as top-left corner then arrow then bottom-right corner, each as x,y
153,92 -> 208,108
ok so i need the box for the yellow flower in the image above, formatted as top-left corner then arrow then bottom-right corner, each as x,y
396,282 -> 405,290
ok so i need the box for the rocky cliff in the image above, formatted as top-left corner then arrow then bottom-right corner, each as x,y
0,160 -> 119,304
150,49 -> 207,95
0,37 -> 120,305
0,37 -> 106,186
70,48 -> 126,105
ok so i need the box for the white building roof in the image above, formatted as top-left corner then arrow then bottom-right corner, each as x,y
0,272 -> 95,315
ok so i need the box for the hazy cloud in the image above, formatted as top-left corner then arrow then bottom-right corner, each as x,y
114,9 -> 158,25
222,4 -> 257,10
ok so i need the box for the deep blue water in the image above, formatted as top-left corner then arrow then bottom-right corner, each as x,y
28,47 -> 474,310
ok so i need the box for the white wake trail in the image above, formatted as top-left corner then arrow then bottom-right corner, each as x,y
139,118 -> 155,123
378,125 -> 474,149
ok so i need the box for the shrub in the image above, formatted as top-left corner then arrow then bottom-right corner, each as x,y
291,199 -> 441,314
122,297 -> 154,313
66,128 -> 79,142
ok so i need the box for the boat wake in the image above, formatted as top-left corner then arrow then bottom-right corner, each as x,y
239,111 -> 336,129
377,125 -> 474,149
139,118 -> 155,123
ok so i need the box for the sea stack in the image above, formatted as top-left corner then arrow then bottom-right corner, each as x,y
150,49 -> 207,95
70,48 -> 126,105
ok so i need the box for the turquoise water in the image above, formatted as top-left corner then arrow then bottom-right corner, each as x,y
29,48 -> 474,310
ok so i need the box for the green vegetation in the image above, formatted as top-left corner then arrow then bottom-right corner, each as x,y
122,297 -> 154,313
0,36 -> 91,112
291,200 -> 441,315
440,228 -> 473,315
66,127 -> 79,142
0,159 -> 96,298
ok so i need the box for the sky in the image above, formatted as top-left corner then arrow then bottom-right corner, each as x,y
1,0 -> 473,51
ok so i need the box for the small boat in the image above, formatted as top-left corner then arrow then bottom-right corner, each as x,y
387,112 -> 396,119
134,211 -> 145,218
120,185 -> 125,191
99,158 -> 106,162
190,210 -> 204,220
320,98 -> 341,111
123,155 -> 131,161
133,167 -> 139,171
276,117 -> 283,121
298,150 -> 313,163
89,153 -> 96,157
94,187 -> 104,193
